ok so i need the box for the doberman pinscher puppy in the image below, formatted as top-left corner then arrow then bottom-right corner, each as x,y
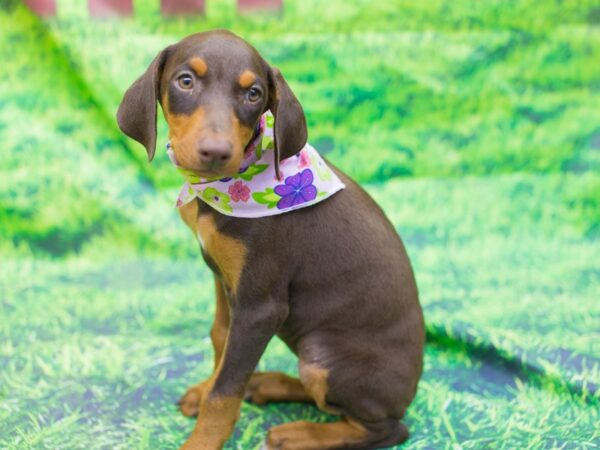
117,30 -> 424,450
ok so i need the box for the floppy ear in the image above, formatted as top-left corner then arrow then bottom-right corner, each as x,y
267,67 -> 307,179
116,47 -> 171,161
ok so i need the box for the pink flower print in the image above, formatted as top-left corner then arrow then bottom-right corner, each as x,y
297,149 -> 311,169
228,181 -> 251,203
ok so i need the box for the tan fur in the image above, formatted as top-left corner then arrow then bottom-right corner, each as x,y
266,419 -> 368,450
231,113 -> 253,160
299,362 -> 337,414
246,372 -> 312,405
178,199 -> 199,231
165,106 -> 207,170
179,201 -> 242,297
164,97 -> 249,178
238,69 -> 256,88
179,378 -> 211,418
180,378 -> 242,450
211,279 -> 230,368
180,297 -> 242,449
179,203 -> 234,367
190,57 -> 208,76
197,214 -> 247,295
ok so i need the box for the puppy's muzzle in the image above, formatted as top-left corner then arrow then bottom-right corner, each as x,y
197,138 -> 233,168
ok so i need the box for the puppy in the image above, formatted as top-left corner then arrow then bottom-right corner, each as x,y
117,29 -> 424,450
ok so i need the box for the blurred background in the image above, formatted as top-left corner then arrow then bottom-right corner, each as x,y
0,0 -> 598,448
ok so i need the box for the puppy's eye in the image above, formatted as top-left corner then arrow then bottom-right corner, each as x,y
247,87 -> 262,103
177,74 -> 194,90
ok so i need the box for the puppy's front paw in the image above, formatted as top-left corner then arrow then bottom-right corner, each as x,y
178,380 -> 210,417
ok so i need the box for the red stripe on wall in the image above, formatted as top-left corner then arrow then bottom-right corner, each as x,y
161,0 -> 205,15
89,0 -> 133,17
23,0 -> 56,17
238,0 -> 282,12
24,0 -> 284,18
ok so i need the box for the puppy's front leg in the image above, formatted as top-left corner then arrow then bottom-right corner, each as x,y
180,293 -> 288,450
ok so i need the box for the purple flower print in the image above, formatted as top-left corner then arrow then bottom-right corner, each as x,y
274,169 -> 318,209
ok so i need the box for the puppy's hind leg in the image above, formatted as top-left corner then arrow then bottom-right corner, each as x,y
262,359 -> 410,449
264,418 -> 408,450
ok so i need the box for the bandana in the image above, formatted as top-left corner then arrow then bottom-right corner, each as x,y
166,111 -> 345,218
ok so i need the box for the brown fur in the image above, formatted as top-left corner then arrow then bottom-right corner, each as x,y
117,30 -> 424,450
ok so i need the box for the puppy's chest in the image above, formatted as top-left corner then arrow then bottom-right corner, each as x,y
179,201 -> 247,293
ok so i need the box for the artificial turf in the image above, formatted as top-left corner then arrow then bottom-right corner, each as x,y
0,1 -> 599,448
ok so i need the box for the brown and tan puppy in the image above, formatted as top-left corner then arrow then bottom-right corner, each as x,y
117,29 -> 424,450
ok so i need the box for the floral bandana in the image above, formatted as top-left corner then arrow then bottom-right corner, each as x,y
166,111 -> 345,218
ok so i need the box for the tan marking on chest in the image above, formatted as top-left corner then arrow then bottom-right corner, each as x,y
197,214 -> 247,294
178,200 -> 199,233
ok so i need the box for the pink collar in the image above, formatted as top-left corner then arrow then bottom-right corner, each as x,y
166,111 -> 345,218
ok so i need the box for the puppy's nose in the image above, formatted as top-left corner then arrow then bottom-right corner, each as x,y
197,138 -> 233,167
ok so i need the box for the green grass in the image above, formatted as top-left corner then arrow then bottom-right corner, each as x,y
0,0 -> 599,448
45,0 -> 600,185
1,173 -> 599,448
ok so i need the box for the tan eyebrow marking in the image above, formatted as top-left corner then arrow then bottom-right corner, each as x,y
190,57 -> 208,76
238,70 -> 256,88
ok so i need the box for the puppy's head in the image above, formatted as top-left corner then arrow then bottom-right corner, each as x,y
117,30 -> 307,179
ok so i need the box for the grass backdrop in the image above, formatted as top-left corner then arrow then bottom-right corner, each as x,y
0,0 -> 599,449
